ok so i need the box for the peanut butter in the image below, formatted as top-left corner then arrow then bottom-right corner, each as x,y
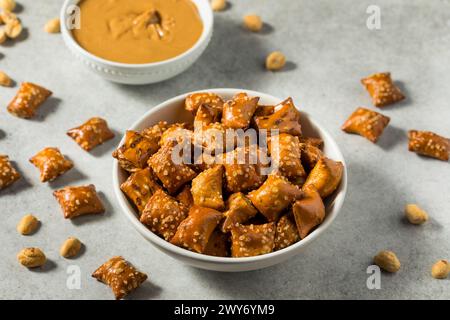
72,0 -> 203,64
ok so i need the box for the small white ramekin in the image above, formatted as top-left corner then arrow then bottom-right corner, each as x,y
112,89 -> 348,272
60,0 -> 213,85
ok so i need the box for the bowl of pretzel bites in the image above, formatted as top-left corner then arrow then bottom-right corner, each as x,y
112,89 -> 347,272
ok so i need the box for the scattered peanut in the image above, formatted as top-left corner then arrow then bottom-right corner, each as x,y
243,15 -> 263,32
44,18 -> 60,34
0,28 -> 5,43
404,204 -> 428,225
60,237 -> 82,258
4,18 -> 21,38
265,51 -> 286,71
16,214 -> 39,235
0,0 -> 16,12
374,250 -> 401,273
17,248 -> 46,268
211,0 -> 226,12
431,259 -> 449,279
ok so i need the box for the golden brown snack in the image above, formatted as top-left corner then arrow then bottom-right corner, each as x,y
196,122 -> 229,153
191,165 -> 225,210
29,147 -> 73,182
222,146 -> 266,193
112,130 -> 157,172
408,130 -> 449,161
176,185 -> 194,209
222,192 -> 258,233
0,154 -> 20,190
248,174 -> 303,222
53,184 -> 105,219
170,206 -> 223,253
160,122 -> 193,146
148,141 -> 197,194
204,229 -> 230,257
299,137 -> 324,149
222,93 -> 259,129
140,121 -> 169,149
274,213 -> 300,250
254,105 -> 275,117
269,133 -> 306,184
303,157 -> 343,198
92,256 -> 147,300
120,167 -> 162,213
254,97 -> 302,136
292,186 -> 325,239
185,92 -> 224,115
67,117 -> 115,151
300,142 -> 323,171
361,72 -> 405,107
194,104 -> 222,128
140,189 -> 188,241
231,223 -> 276,257
17,248 -> 46,268
7,82 -> 52,119
341,107 -> 390,143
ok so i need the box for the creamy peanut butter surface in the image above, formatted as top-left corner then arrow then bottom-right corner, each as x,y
72,0 -> 203,64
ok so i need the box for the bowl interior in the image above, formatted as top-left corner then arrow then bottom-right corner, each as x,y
60,0 -> 213,68
114,88 -> 347,264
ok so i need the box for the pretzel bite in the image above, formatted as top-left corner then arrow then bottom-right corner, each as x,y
0,155 -> 21,190
140,189 -> 188,241
160,123 -> 193,146
191,165 -> 225,210
170,206 -> 223,253
141,121 -> 169,149
204,229 -> 230,257
303,157 -> 343,198
53,184 -> 105,219
7,82 -> 52,119
67,117 -> 115,151
194,104 -> 222,128
222,192 -> 258,232
269,133 -> 306,184
361,72 -> 405,107
120,167 -> 162,214
176,185 -> 194,209
248,174 -> 303,222
185,92 -> 224,114
274,212 -> 300,250
92,256 -> 147,300
222,93 -> 259,129
341,107 -> 390,143
300,142 -> 324,171
231,223 -> 276,257
222,146 -> 267,193
197,122 -> 229,153
292,186 -> 325,239
113,131 -> 158,172
254,97 -> 302,136
29,147 -> 73,182
148,141 -> 197,194
408,130 -> 450,161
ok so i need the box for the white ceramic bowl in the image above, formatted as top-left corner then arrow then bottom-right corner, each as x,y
113,89 -> 347,272
60,0 -> 213,85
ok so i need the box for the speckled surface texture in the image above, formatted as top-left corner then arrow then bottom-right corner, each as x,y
0,0 -> 449,299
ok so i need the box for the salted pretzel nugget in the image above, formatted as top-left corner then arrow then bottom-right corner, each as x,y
67,117 -> 114,151
222,192 -> 258,233
408,130 -> 450,161
292,186 -> 325,239
0,155 -> 20,190
191,165 -> 225,210
185,92 -> 224,114
222,92 -> 259,129
53,184 -> 105,219
274,213 -> 300,250
341,107 -> 390,143
29,147 -> 73,182
231,223 -> 276,257
303,157 -> 343,198
361,72 -> 405,107
7,82 -> 52,119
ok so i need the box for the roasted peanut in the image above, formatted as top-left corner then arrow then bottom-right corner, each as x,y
211,0 -> 226,12
17,248 -> 46,268
4,19 -> 21,38
243,15 -> 263,32
0,70 -> 11,86
265,51 -> 286,71
60,237 -> 82,258
374,250 -> 401,273
44,18 -> 60,34
405,204 -> 428,225
0,0 -> 16,12
431,260 -> 449,279
16,214 -> 39,235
